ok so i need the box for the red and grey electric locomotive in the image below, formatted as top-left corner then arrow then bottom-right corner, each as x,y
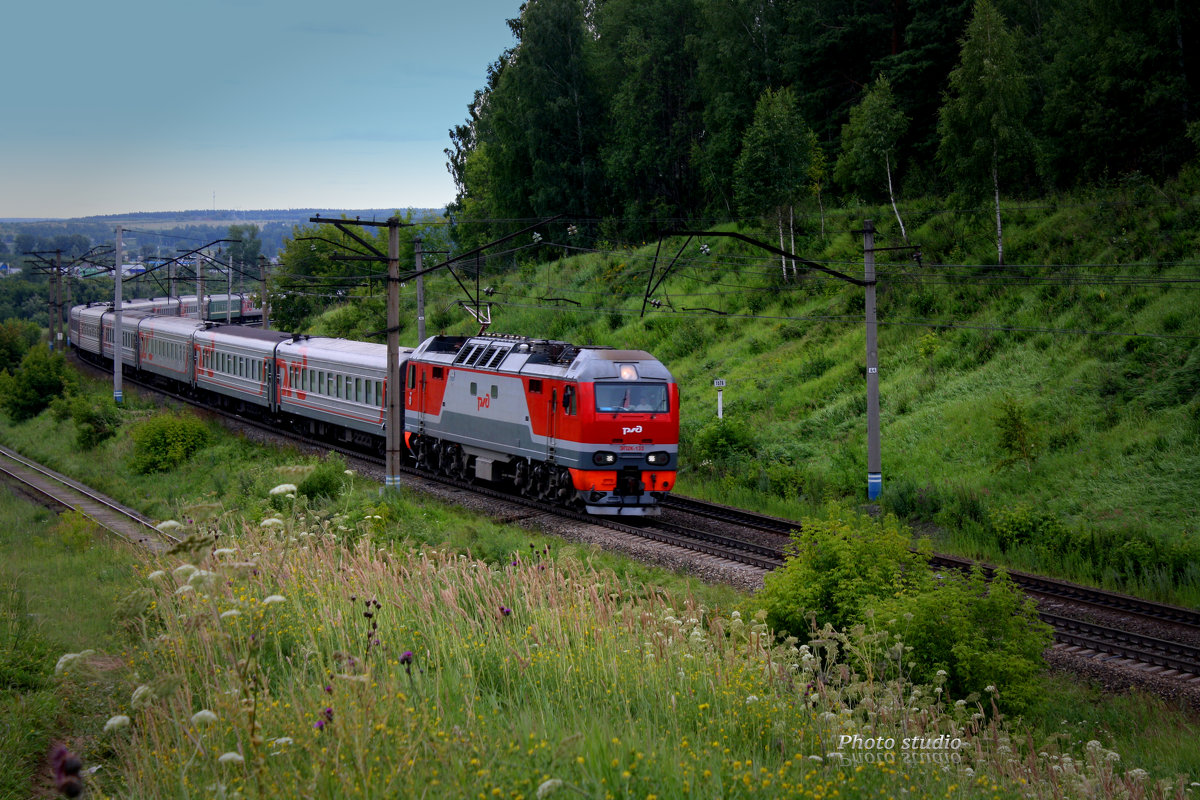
404,333 -> 678,516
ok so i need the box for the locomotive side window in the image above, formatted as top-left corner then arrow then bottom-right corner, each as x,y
432,367 -> 444,380
408,364 -> 416,387
529,379 -> 543,394
563,385 -> 576,415
470,382 -> 477,396
490,385 -> 498,399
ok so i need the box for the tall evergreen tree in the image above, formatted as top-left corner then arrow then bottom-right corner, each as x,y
937,0 -> 1033,264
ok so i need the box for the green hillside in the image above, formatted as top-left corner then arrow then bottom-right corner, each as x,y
302,186 -> 1200,607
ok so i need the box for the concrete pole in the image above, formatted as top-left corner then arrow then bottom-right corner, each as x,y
196,252 -> 205,320
114,226 -> 124,404
863,219 -> 881,500
414,236 -> 425,342
259,255 -> 270,330
385,219 -> 402,489
169,260 -> 177,315
52,250 -> 62,351
226,257 -> 233,323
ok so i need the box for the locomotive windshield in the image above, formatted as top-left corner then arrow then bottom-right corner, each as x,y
595,383 -> 669,413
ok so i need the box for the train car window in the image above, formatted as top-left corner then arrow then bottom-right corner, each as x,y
355,378 -> 362,403
319,371 -> 326,395
563,385 -> 576,415
529,379 -> 543,393
375,381 -> 382,406
336,375 -> 343,398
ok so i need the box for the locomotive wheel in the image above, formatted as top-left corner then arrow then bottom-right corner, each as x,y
554,467 -> 575,502
513,459 -> 531,494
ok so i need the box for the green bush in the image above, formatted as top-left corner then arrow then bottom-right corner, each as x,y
297,452 -> 349,500
875,568 -> 1053,715
755,504 -> 933,634
989,503 -> 1066,552
691,417 -> 758,467
0,345 -> 74,421
129,412 -> 211,474
0,318 -> 40,372
881,478 -> 943,521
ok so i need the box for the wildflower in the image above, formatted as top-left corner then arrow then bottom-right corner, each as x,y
314,720 -> 326,731
344,470 -> 354,475
220,609 -> 241,620
213,548 -> 236,557
103,715 -> 131,732
54,650 -> 95,675
156,520 -> 183,532
173,564 -> 198,579
147,570 -> 166,581
745,695 -> 759,704
262,595 -> 286,605
537,778 -> 564,798
1128,769 -> 1149,781
260,518 -> 285,528
218,752 -> 244,765
175,585 -> 194,595
273,737 -> 294,746
131,685 -> 154,709
985,685 -> 997,694
324,684 -> 333,694
500,606 -> 512,616
269,483 -> 297,496
399,651 -> 414,666
191,709 -> 219,726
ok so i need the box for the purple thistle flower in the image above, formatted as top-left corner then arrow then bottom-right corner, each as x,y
324,684 -> 333,694
399,651 -> 413,665
314,720 -> 325,731
323,707 -> 334,722
500,606 -> 512,616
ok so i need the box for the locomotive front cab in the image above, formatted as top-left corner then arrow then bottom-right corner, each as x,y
572,356 -> 679,516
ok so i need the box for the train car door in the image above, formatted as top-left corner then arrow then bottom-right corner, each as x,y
547,388 -> 558,462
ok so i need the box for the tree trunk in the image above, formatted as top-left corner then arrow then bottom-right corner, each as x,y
777,213 -> 787,280
993,156 -> 1004,266
789,205 -> 797,278
886,152 -> 908,244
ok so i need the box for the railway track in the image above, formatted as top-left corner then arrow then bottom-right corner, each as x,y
0,444 -> 181,552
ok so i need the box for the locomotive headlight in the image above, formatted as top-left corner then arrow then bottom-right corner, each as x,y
618,364 -> 639,381
646,451 -> 670,465
593,451 -> 618,466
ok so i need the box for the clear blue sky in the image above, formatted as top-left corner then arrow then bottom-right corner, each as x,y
0,0 -> 520,219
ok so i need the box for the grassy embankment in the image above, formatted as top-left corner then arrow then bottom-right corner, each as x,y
1,374 -> 1198,798
301,190 -> 1200,607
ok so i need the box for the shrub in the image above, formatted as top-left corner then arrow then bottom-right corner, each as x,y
129,412 -> 211,474
989,503 -> 1066,552
993,395 -> 1040,471
0,318 -> 40,372
755,504 -> 933,635
297,452 -> 349,500
875,568 -> 1053,715
691,417 -> 758,466
881,478 -> 943,522
0,345 -> 74,421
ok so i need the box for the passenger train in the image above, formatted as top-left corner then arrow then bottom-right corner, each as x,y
69,299 -> 679,516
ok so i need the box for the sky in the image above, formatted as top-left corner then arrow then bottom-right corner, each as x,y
0,0 -> 521,219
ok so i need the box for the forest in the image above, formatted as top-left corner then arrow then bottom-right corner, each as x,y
446,0 -> 1200,248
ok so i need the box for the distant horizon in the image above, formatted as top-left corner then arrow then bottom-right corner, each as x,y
1,206 -> 447,225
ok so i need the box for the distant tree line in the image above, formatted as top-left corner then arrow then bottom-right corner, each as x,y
447,0 -> 1200,247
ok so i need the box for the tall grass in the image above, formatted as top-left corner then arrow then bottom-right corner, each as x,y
65,505 -> 1191,799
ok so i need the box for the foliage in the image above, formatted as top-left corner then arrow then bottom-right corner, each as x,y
297,452 -> 350,501
0,344 -> 74,422
835,75 -> 910,203
993,395 -> 1040,472
875,568 -> 1054,714
755,505 -> 933,634
0,318 -> 40,372
689,417 -> 758,466
129,412 -> 211,474
51,393 -> 123,450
